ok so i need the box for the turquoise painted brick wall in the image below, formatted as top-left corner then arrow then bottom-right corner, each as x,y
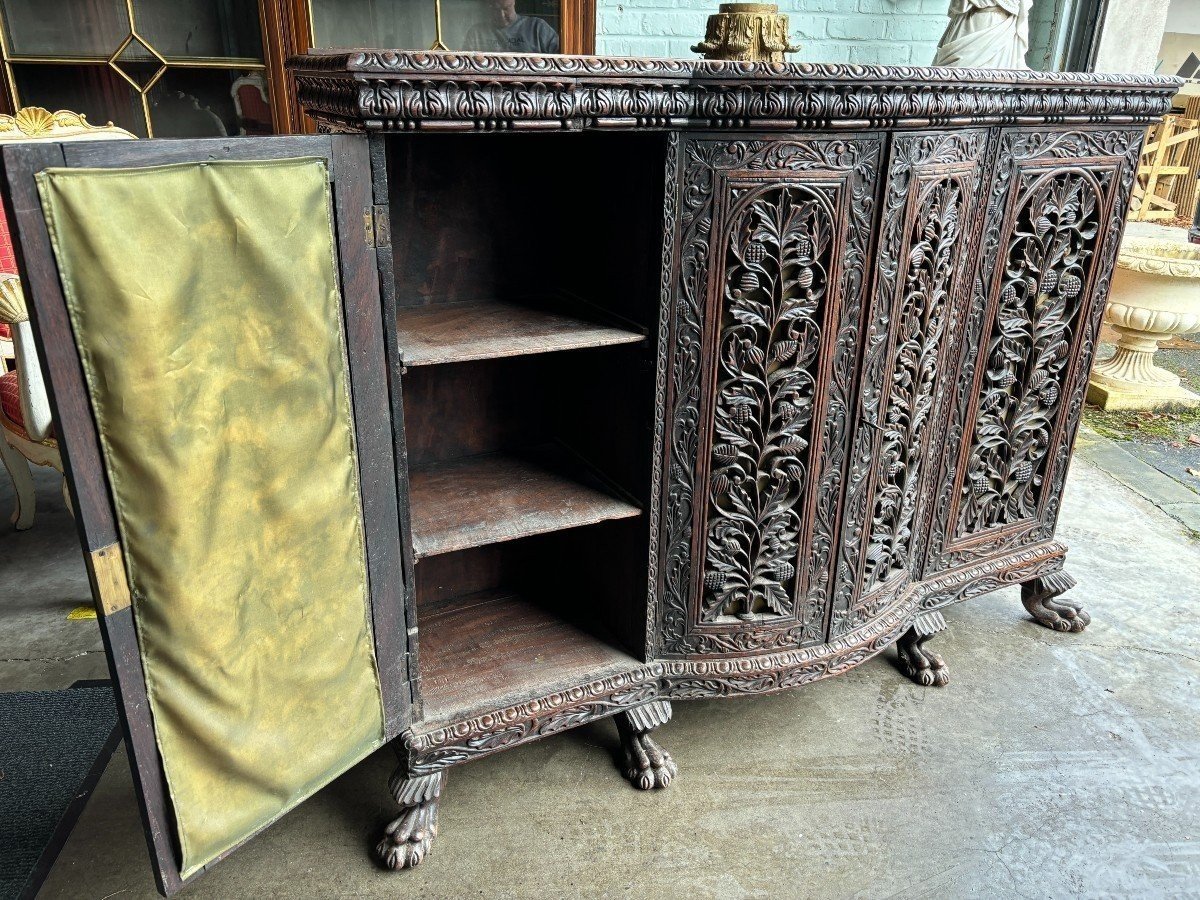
595,0 -> 956,66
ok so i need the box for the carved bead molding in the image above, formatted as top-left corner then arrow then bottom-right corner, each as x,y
658,135 -> 880,657
830,130 -> 989,639
290,51 -> 1178,133
925,128 -> 1146,574
404,669 -> 663,775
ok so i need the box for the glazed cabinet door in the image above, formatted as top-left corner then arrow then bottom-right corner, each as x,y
655,132 -> 882,656
923,127 -> 1147,577
827,130 -> 991,639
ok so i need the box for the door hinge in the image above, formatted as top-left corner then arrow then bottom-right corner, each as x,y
364,204 -> 390,250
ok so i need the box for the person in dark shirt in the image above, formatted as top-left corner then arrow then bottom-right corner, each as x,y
464,0 -> 560,53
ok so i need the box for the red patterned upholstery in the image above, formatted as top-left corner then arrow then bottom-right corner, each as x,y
0,369 -> 21,426
0,201 -> 15,275
2,195 -> 17,342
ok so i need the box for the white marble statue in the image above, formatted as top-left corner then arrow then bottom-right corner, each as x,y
932,0 -> 1032,69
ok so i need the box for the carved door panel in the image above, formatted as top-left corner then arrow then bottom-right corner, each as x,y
923,128 -> 1146,576
827,130 -> 991,639
655,132 -> 882,657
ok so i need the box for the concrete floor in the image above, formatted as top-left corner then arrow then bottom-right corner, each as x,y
2,451 -> 1199,899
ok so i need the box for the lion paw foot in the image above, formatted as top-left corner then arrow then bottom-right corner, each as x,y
375,770 -> 442,871
900,642 -> 950,687
616,701 -> 676,790
623,733 -> 677,790
1029,595 -> 1090,632
898,612 -> 949,687
1022,572 -> 1089,633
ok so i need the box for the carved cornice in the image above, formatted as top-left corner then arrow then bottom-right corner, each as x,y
290,51 -> 1180,133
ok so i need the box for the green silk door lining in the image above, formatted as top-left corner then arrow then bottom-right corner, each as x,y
36,158 -> 385,877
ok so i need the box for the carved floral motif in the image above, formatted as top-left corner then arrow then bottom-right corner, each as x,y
702,186 -> 829,622
925,128 -> 1146,574
864,179 -> 964,590
292,52 -> 1178,134
828,130 -> 986,638
958,171 -> 1102,533
658,135 -> 879,656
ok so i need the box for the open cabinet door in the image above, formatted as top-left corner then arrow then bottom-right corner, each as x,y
1,135 -> 409,896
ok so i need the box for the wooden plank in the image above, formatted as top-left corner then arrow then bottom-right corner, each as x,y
1134,115 -> 1200,222
62,135 -> 334,171
368,131 -> 421,719
397,298 -> 645,366
331,134 -> 411,741
409,447 -> 641,558
417,589 -> 639,724
92,605 -> 183,896
85,544 -> 133,617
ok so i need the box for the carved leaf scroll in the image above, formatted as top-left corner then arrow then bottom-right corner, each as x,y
702,186 -> 830,622
657,135 -> 879,656
863,178 -> 965,592
958,170 -> 1102,533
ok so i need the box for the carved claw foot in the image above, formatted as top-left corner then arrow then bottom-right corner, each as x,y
897,611 -> 949,687
615,700 -> 676,790
1022,570 -> 1089,633
375,770 -> 443,871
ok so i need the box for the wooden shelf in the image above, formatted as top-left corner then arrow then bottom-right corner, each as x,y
408,449 -> 640,558
396,299 -> 644,366
417,590 -> 640,724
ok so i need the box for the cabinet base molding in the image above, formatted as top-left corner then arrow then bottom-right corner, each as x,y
1021,569 -> 1089,633
376,769 -> 443,871
616,700 -> 677,790
897,611 -> 950,687
919,541 -> 1069,612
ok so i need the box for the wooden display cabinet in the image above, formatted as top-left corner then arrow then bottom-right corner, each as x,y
1,52 -> 1180,895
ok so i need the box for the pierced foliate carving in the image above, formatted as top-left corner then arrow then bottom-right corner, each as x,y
864,178 -> 965,592
925,128 -> 1146,576
702,186 -> 829,622
658,135 -> 880,656
827,130 -> 988,639
958,170 -> 1102,534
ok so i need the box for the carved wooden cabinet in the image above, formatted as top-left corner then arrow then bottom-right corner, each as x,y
3,52 -> 1176,894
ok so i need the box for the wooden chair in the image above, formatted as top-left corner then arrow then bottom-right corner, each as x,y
0,107 -> 135,529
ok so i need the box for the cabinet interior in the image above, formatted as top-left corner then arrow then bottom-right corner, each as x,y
387,132 -> 667,723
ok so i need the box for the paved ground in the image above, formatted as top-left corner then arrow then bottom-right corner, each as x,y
2,448 -> 1199,899
1084,330 -> 1200,529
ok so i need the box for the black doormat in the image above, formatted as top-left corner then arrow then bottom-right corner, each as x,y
0,680 -> 122,900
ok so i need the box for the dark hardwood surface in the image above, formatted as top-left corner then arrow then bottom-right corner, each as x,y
397,298 -> 644,366
416,589 -> 640,725
330,135 -> 410,739
408,447 -> 641,558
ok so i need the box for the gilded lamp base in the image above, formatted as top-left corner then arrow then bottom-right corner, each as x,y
692,3 -> 801,63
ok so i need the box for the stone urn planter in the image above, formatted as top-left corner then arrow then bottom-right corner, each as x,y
1087,223 -> 1200,411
